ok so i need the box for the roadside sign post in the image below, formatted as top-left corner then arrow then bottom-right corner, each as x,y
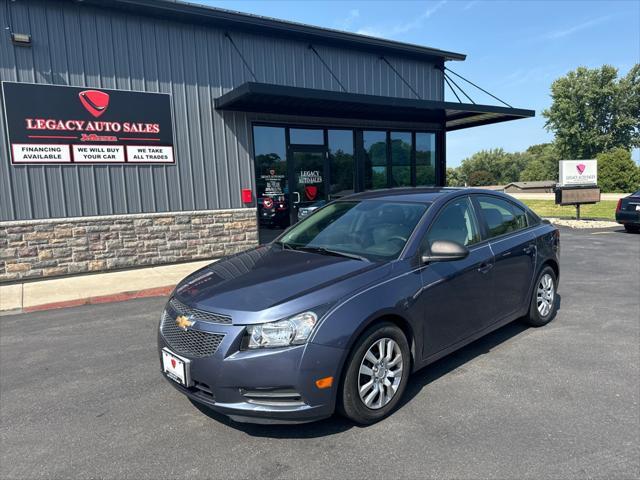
556,160 -> 599,220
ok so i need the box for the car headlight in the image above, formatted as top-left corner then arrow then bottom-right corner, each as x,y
244,311 -> 318,349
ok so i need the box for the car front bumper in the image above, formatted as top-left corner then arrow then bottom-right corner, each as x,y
157,326 -> 346,424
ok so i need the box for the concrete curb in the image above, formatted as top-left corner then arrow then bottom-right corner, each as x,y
0,259 -> 214,315
22,285 -> 174,313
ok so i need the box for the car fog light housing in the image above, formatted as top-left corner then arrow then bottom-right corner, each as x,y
245,311 -> 318,349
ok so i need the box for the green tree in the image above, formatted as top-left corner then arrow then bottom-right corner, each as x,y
467,170 -> 495,186
543,65 -> 640,159
458,148 -> 528,185
596,148 -> 640,193
519,143 -> 561,181
446,167 -> 464,186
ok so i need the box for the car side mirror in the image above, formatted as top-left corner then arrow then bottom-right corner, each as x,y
421,240 -> 469,264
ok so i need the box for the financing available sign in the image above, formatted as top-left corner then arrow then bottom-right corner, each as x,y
559,159 -> 597,186
2,82 -> 174,164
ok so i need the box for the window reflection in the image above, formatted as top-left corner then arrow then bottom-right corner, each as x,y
416,132 -> 436,186
364,131 -> 387,190
290,128 -> 324,145
253,126 -> 289,230
390,131 -> 412,187
328,130 -> 354,198
254,126 -> 287,198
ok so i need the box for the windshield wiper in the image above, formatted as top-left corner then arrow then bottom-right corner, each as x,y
294,246 -> 369,262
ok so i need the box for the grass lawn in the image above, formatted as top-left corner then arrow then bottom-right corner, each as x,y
521,199 -> 617,220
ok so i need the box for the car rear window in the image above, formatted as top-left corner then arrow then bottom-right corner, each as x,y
477,196 -> 528,238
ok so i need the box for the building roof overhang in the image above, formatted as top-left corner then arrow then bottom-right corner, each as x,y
214,82 -> 535,131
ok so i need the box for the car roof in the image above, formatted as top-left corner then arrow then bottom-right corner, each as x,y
342,187 -> 514,204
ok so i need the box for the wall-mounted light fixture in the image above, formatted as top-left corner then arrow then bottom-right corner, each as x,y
11,32 -> 31,46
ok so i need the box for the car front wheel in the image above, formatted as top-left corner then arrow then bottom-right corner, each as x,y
524,266 -> 558,327
338,322 -> 410,424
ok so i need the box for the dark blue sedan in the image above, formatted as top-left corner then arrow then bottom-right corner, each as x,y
158,188 -> 560,424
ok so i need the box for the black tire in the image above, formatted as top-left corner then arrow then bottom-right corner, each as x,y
624,224 -> 640,233
523,266 -> 558,327
338,322 -> 411,425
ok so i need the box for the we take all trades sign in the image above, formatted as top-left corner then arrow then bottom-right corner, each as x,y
2,82 -> 175,164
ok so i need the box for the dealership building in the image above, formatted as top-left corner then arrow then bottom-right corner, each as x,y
0,0 -> 533,282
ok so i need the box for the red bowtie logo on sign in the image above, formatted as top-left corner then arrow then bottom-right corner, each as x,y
170,358 -> 176,368
304,186 -> 318,201
79,90 -> 110,118
576,163 -> 586,174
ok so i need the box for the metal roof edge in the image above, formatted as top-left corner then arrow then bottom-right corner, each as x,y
78,0 -> 467,62
215,82 -> 535,118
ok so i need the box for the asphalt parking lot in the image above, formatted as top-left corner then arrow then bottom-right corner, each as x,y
1,227 -> 638,479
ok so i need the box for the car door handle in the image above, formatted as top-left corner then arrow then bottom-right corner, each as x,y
523,244 -> 536,255
477,262 -> 494,274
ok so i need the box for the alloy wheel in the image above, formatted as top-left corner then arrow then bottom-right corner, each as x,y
358,337 -> 403,409
537,273 -> 555,317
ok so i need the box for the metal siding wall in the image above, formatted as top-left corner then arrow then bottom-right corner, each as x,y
0,0 -> 443,221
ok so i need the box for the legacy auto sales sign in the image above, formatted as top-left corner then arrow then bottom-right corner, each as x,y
559,159 -> 597,186
2,82 -> 174,164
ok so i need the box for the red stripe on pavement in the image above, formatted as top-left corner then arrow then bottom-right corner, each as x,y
23,285 -> 175,313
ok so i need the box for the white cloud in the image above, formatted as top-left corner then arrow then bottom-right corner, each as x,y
463,0 -> 480,11
543,15 -> 612,40
390,0 -> 447,35
355,0 -> 447,38
336,8 -> 360,30
354,28 -> 381,37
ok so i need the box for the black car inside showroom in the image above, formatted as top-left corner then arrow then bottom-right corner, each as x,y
0,0 -> 534,281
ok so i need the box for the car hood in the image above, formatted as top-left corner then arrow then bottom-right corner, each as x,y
173,245 -> 390,324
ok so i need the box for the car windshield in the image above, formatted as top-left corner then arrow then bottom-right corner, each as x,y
277,200 -> 430,261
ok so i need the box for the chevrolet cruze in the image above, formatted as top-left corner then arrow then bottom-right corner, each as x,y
158,188 -> 560,424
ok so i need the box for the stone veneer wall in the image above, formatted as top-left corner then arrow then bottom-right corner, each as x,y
0,209 -> 258,283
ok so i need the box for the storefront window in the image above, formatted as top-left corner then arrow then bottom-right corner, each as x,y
253,126 -> 287,201
290,128 -> 324,145
328,129 -> 354,198
416,132 -> 436,186
390,131 -> 412,187
364,131 -> 387,190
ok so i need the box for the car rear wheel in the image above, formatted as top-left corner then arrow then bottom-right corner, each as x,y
338,322 -> 410,424
524,266 -> 558,327
624,224 -> 640,233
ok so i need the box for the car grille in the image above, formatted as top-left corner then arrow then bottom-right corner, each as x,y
167,297 -> 232,325
160,311 -> 225,358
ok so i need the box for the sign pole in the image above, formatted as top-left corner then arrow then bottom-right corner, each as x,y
576,203 -> 580,220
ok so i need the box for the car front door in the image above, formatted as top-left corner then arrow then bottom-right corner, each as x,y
473,195 -> 537,322
417,196 -> 496,360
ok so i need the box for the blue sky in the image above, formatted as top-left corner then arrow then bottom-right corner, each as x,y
203,0 -> 639,166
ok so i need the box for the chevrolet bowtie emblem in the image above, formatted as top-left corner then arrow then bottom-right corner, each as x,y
175,315 -> 194,330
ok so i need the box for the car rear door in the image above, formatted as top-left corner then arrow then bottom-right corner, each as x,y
473,195 -> 537,322
417,196 -> 496,359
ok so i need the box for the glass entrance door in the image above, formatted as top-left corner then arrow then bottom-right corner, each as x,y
290,149 -> 329,224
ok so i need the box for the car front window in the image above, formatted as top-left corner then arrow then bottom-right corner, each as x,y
278,200 -> 429,261
425,197 -> 480,248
